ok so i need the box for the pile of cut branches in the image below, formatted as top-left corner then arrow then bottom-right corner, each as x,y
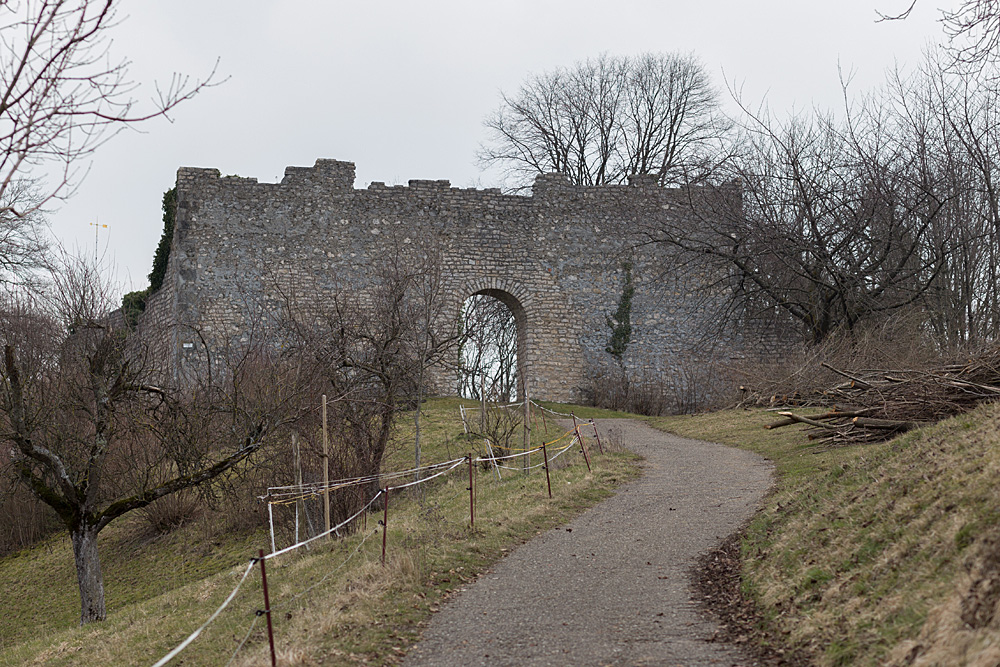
764,349 -> 1000,446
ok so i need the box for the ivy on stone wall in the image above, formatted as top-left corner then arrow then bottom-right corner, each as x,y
121,187 -> 177,327
605,260 -> 634,360
149,187 -> 176,292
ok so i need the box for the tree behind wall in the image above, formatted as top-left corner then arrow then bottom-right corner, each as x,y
643,83 -> 953,345
479,52 -> 731,190
460,294 -> 518,402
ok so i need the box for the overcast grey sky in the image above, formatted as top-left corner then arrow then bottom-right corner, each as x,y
47,0 -> 950,292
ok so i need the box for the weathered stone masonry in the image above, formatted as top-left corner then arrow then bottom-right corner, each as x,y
144,159 -> 731,403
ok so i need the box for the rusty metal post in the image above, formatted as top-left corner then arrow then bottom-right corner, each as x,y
571,412 -> 584,448
580,437 -> 592,472
542,442 -> 552,498
571,413 -> 592,471
569,412 -> 593,472
257,550 -> 277,667
322,394 -> 331,541
381,488 -> 389,566
591,419 -> 604,454
467,453 -> 475,530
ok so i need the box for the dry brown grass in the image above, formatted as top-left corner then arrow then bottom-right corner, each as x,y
887,529 -> 1000,666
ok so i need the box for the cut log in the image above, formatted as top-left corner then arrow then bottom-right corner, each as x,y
821,362 -> 873,389
776,411 -> 840,430
851,417 -> 917,432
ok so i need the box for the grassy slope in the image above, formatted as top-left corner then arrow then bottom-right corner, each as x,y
653,402 -> 1000,666
0,398 -> 639,666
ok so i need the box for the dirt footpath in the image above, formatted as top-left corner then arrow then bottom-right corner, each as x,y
404,419 -> 773,667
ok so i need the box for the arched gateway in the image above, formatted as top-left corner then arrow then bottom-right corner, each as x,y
143,159 -> 735,403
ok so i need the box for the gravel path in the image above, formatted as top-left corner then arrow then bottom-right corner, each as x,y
404,419 -> 773,667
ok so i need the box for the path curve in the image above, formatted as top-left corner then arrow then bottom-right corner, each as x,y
404,419 -> 773,666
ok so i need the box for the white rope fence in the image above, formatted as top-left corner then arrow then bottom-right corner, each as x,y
530,400 -> 577,418
263,458 -> 465,504
152,405 -> 603,666
267,490 -> 384,560
151,560 -> 257,667
153,493 -> 385,666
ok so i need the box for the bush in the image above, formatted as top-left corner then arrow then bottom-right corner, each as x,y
139,489 -> 201,534
0,478 -> 59,555
730,315 -> 944,407
590,359 -> 732,416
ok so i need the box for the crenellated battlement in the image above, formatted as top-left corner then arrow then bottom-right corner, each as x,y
174,158 -> 711,206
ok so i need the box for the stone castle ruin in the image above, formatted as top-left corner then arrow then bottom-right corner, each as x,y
142,159 -> 737,403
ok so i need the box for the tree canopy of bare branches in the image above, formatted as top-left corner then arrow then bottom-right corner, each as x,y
939,0 -> 1000,71
278,246 -> 464,505
652,116 -> 942,343
0,0 -> 215,288
646,48 -> 1000,348
878,1 -> 1000,73
480,52 -> 730,190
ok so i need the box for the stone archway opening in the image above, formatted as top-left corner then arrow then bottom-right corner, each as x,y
459,289 -> 526,402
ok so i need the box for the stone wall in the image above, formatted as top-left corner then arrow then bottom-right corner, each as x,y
143,159 -> 738,402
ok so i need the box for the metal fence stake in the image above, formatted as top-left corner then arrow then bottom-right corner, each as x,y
542,442 -> 552,498
381,488 -> 389,566
257,550 -> 276,667
591,419 -> 604,454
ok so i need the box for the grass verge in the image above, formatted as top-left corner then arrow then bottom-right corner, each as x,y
652,401 -> 1000,666
0,398 -> 639,666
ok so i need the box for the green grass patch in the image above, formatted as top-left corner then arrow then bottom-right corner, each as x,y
0,398 -> 640,665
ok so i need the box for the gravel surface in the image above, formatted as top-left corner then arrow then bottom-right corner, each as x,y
404,419 -> 773,666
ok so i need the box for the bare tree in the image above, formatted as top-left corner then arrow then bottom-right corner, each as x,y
645,81 -> 952,345
480,52 -> 730,190
904,52 -> 1000,345
279,247 -> 464,507
405,251 -> 463,476
878,1 -> 1000,74
0,257 -> 302,624
940,0 -> 1000,71
0,1 -> 215,286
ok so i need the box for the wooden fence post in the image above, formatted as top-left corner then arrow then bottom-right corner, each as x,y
467,453 -> 475,529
